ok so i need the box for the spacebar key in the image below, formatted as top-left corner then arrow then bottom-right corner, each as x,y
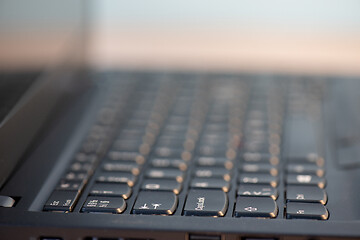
184,189 -> 228,217
133,191 -> 178,215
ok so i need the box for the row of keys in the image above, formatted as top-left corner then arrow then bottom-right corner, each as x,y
48,186 -> 327,219
237,173 -> 327,189
81,187 -> 325,219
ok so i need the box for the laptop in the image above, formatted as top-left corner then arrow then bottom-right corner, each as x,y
1,1 -> 360,239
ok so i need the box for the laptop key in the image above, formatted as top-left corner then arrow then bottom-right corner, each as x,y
141,179 -> 182,194
107,151 -> 145,164
197,146 -> 228,157
193,167 -> 232,181
286,174 -> 326,188
242,153 -> 278,165
286,202 -> 329,220
69,162 -> 92,173
74,153 -> 97,163
286,186 -> 327,204
150,158 -> 187,170
154,147 -> 184,158
103,162 -> 140,175
243,141 -> 268,153
145,168 -> 185,182
132,191 -> 178,215
234,197 -> 278,218
238,173 -> 279,187
287,163 -> 324,177
64,171 -> 88,181
183,189 -> 228,217
56,179 -> 84,192
112,139 -> 142,152
196,157 -> 233,169
156,139 -> 186,148
43,190 -> 79,212
285,118 -> 320,164
240,163 -> 278,176
90,183 -> 132,199
81,139 -> 104,154
97,172 -> 137,187
237,185 -> 278,200
81,196 -> 126,214
190,178 -> 231,192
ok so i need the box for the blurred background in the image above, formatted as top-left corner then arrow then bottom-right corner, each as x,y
1,0 -> 360,74
93,0 -> 360,32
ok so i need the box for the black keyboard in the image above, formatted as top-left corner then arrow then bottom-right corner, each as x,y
43,72 -> 328,220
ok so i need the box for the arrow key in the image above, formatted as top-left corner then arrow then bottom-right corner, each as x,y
237,185 -> 278,200
235,197 -> 278,218
286,202 -> 329,220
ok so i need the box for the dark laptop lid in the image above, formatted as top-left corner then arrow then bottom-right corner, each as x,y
0,0 -> 87,189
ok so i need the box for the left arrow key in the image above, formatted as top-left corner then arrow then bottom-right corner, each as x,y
234,197 -> 278,218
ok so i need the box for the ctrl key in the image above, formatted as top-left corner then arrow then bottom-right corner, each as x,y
43,190 -> 79,212
81,196 -> 126,214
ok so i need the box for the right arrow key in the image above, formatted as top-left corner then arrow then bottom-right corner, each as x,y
235,197 -> 278,218
286,202 -> 329,220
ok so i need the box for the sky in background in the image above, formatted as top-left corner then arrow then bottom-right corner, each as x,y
92,0 -> 360,32
0,0 -> 84,32
1,1 -> 359,33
